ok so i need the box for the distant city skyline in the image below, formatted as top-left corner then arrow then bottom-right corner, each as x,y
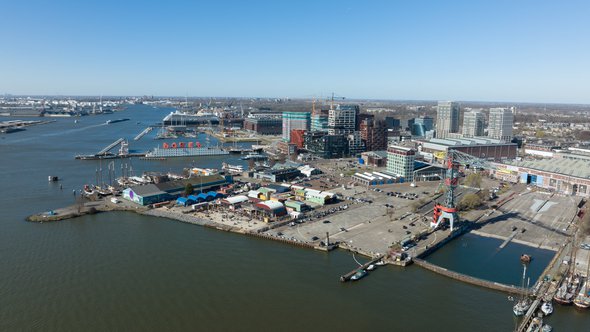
1,0 -> 589,104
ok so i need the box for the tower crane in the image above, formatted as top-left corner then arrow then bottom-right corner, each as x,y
431,149 -> 498,232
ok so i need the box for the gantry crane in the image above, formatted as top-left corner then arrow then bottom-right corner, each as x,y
431,149 -> 497,232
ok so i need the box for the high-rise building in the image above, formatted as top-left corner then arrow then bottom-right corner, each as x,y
359,115 -> 387,151
328,104 -> 359,135
462,110 -> 485,137
411,116 -> 434,137
387,145 -> 416,182
282,112 -> 310,141
311,107 -> 329,132
347,131 -> 366,157
415,116 -> 434,131
488,107 -> 514,142
385,117 -> 401,130
304,131 -> 348,159
436,101 -> 460,138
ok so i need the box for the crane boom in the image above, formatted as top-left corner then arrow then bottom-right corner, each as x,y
431,149 -> 497,231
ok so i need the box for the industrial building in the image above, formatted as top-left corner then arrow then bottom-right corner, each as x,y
419,137 -> 517,162
252,162 -> 302,182
255,200 -> 288,219
360,151 -> 388,167
123,174 -> 231,206
436,101 -> 460,138
351,171 -> 396,186
462,110 -> 485,137
122,184 -> 171,206
387,145 -> 416,182
282,112 -> 310,141
494,159 -> 590,197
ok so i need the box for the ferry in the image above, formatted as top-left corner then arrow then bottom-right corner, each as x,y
241,152 -> 267,161
106,118 -> 129,124
144,142 -> 229,158
162,110 -> 219,125
222,162 -> 245,174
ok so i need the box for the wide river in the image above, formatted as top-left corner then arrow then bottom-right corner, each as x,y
1,105 -> 588,331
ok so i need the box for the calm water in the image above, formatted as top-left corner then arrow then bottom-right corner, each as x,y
1,105 -> 588,331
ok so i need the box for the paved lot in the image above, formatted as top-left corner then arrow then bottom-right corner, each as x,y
267,181 -> 449,256
472,191 -> 580,250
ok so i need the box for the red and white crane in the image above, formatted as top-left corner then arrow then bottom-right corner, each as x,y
431,149 -> 497,231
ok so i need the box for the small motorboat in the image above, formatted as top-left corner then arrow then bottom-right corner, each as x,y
375,260 -> 386,266
541,301 -> 553,316
521,254 -> 532,264
367,264 -> 376,271
513,299 -> 531,316
350,270 -> 367,281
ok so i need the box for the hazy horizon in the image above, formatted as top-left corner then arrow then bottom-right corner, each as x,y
2,1 -> 589,104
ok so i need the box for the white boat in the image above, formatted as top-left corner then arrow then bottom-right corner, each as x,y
541,301 -> 553,316
513,299 -> 531,316
375,260 -> 386,266
367,264 -> 376,271
541,324 -> 552,332
222,162 -> 245,174
350,269 -> 367,281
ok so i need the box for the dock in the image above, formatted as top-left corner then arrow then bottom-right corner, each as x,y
339,255 -> 384,282
97,138 -> 124,155
413,258 -> 528,295
499,229 -> 519,249
134,127 -> 153,141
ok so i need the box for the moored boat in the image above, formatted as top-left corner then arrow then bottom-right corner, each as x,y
350,269 -> 367,281
513,299 -> 531,316
541,301 -> 553,316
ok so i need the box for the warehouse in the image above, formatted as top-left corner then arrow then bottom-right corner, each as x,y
255,200 -> 288,219
419,137 -> 517,162
351,171 -> 396,186
494,159 -> 590,197
123,174 -> 231,206
123,184 -> 172,206
221,195 -> 250,209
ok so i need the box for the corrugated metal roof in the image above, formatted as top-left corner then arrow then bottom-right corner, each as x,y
224,195 -> 249,204
129,184 -> 167,197
509,159 -> 590,179
257,200 -> 284,210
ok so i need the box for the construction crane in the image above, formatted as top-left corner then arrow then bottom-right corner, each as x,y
326,92 -> 346,110
431,149 -> 497,232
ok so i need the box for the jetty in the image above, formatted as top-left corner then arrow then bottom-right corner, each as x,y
134,127 -> 153,141
339,255 -> 384,282
97,138 -> 124,155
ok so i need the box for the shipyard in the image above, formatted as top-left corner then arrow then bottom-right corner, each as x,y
4,1 -> 590,331
14,97 -> 590,331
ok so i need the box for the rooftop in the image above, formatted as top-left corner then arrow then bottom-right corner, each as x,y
508,159 -> 590,179
428,137 -> 505,146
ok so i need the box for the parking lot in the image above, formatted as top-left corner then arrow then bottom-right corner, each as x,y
266,181 -> 448,256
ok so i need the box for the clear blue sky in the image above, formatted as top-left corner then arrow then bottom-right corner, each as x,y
1,0 -> 589,103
